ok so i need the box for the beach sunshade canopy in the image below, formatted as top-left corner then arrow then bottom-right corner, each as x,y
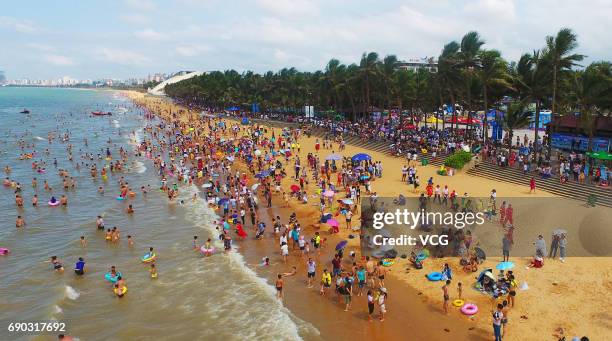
552,229 -> 567,236
352,153 -> 371,162
341,198 -> 354,205
327,219 -> 339,227
202,183 -> 213,188
218,198 -> 229,205
323,190 -> 335,197
326,153 -> 343,161
586,151 -> 612,160
290,184 -> 300,192
335,240 -> 348,250
254,149 -> 262,156
495,261 -> 515,271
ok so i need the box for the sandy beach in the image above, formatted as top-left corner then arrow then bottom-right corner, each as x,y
126,91 -> 611,341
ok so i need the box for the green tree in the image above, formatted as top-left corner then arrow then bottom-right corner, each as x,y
477,49 -> 512,142
502,100 -> 533,152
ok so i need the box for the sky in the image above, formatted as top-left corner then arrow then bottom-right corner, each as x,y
1,0 -> 611,80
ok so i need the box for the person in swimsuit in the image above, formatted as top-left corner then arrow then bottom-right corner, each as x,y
275,274 -> 283,299
74,257 -> 85,275
442,280 -> 450,314
367,289 -> 375,321
51,256 -> 64,272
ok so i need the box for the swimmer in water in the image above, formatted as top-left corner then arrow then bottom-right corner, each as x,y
127,235 -> 134,246
126,204 -> 134,214
50,256 -> 64,272
80,236 -> 87,248
16,215 -> 25,228
105,229 -> 112,241
74,257 -> 85,275
192,236 -> 198,250
32,194 -> 38,206
98,186 -> 104,194
60,195 -> 68,206
96,216 -> 104,230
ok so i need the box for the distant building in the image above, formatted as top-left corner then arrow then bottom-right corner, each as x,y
395,57 -> 438,73
0,71 -> 6,85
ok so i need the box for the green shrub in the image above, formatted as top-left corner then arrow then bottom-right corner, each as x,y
444,151 -> 473,169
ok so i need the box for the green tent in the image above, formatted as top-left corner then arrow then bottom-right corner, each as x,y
586,151 -> 612,160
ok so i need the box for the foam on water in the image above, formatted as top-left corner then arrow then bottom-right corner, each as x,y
179,185 -> 319,340
53,305 -> 63,314
112,119 -> 120,128
34,136 -> 45,141
64,286 -> 80,300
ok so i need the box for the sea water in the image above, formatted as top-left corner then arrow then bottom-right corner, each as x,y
0,87 -> 316,340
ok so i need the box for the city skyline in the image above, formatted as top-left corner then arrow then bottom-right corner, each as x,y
2,0 -> 612,80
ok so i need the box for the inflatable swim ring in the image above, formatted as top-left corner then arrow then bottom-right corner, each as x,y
381,258 -> 395,267
116,196 -> 125,201
151,272 -> 158,279
200,246 -> 215,255
48,201 -> 60,206
461,303 -> 478,315
0,248 -> 10,255
426,272 -> 443,281
104,272 -> 122,283
416,253 -> 428,262
141,253 -> 156,263
452,299 -> 465,307
114,286 -> 127,296
128,192 -> 136,197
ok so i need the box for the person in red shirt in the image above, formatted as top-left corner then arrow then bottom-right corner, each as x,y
529,177 -> 536,193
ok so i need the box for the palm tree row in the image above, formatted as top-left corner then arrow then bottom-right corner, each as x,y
165,28 -> 611,153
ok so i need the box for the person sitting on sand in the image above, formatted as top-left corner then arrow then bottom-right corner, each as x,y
527,250 -> 544,269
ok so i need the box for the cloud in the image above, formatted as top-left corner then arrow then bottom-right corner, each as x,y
254,0 -> 319,17
119,14 -> 149,24
26,43 -> 55,51
134,29 -> 169,41
124,0 -> 156,11
95,48 -> 150,65
43,54 -> 75,66
0,16 -> 37,33
175,44 -> 211,57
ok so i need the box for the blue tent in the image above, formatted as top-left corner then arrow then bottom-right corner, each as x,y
352,153 -> 371,162
226,106 -> 240,111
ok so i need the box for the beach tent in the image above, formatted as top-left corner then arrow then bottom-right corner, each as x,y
352,153 -> 371,162
226,106 -> 240,111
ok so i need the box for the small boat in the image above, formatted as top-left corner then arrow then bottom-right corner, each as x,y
91,111 -> 112,116
20,109 -> 30,114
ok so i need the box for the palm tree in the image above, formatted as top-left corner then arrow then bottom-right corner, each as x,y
437,41 -> 460,132
359,52 -> 381,118
570,62 -> 612,151
456,31 -> 485,137
381,55 -> 398,109
477,49 -> 512,142
546,28 -> 585,114
502,100 -> 533,152
513,50 -> 551,160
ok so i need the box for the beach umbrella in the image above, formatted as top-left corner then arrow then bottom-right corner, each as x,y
341,198 -> 354,205
326,153 -> 342,161
290,184 -> 300,192
254,149 -> 262,156
218,198 -> 229,205
351,153 -> 371,162
335,240 -> 348,250
323,190 -> 335,197
495,261 -> 514,271
552,229 -> 567,236
202,183 -> 212,188
360,175 -> 370,180
251,184 -> 259,191
327,219 -> 339,227
226,156 -> 235,162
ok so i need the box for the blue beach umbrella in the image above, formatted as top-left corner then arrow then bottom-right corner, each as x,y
218,198 -> 229,205
351,153 -> 371,162
495,261 -> 514,271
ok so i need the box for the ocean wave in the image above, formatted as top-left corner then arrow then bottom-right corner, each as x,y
178,185 -> 317,340
64,286 -> 80,300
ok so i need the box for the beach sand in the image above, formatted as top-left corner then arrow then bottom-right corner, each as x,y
126,91 -> 612,341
